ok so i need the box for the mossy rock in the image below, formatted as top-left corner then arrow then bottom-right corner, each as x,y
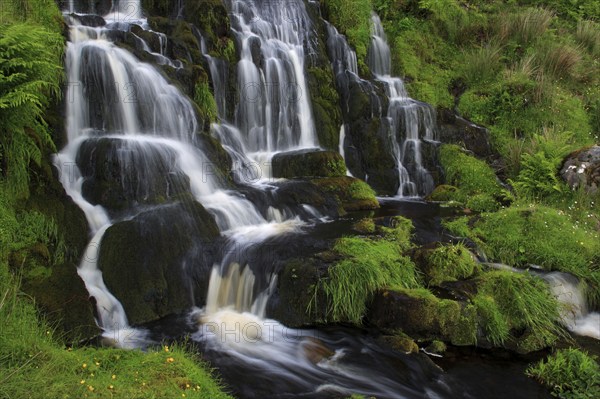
306,66 -> 342,150
352,218 -> 376,234
426,184 -> 459,202
98,201 -> 220,325
310,176 -> 379,211
413,242 -> 480,286
272,149 -> 346,179
76,137 -> 193,213
369,288 -> 477,346
378,333 -> 420,354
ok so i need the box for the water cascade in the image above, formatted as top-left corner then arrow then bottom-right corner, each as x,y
367,14 -> 437,197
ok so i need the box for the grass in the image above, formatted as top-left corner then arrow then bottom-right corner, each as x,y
526,349 -> 600,399
575,20 -> 600,56
0,260 -> 233,399
471,270 -> 565,349
496,8 -> 554,46
439,144 -> 507,211
421,243 -> 480,286
320,217 -> 421,324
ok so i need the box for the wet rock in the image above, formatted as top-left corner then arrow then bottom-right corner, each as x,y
426,184 -> 459,201
272,149 -> 346,179
300,337 -> 334,364
98,201 -> 221,325
310,176 -> 380,211
560,145 -> 600,194
378,333 -> 420,354
76,137 -> 193,213
67,13 -> 106,27
437,109 -> 492,159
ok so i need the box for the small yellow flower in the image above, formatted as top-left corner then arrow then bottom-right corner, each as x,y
112,375 -> 116,380
87,385 -> 94,392
185,383 -> 190,388
108,385 -> 114,390
80,380 -> 85,384
82,363 -> 87,369
95,362 -> 100,366
164,345 -> 170,352
166,357 -> 175,363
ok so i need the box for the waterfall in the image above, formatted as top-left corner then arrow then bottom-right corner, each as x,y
542,272 -> 600,339
368,14 -> 437,197
56,6 -> 305,344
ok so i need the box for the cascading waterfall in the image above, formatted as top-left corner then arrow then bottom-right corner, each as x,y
205,0 -> 320,181
367,14 -> 437,197
542,272 -> 600,339
56,5 -> 303,345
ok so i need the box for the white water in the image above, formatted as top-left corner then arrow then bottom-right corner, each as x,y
57,4 -> 307,345
368,14 -> 436,197
543,272 -> 600,339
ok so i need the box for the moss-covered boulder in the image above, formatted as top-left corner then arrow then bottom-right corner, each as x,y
98,201 -> 220,325
426,184 -> 460,201
368,288 -> 477,346
560,145 -> 600,194
310,176 -> 379,211
412,242 -> 480,286
19,161 -> 99,341
437,108 -> 493,159
272,149 -> 346,179
76,137 -> 193,213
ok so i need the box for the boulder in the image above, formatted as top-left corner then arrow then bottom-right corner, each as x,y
77,137 -> 193,213
310,176 -> 379,211
437,109 -> 492,159
98,200 -> 221,325
560,145 -> 600,194
272,149 -> 346,179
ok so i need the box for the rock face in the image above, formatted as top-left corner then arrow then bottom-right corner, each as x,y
76,137 -> 193,213
311,176 -> 380,212
98,201 -> 221,325
561,145 -> 600,194
272,149 -> 346,179
437,108 -> 492,158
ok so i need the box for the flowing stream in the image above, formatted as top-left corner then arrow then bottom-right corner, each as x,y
53,1 -> 574,398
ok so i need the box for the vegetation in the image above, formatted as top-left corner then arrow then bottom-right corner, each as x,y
526,349 -> 600,398
471,270 -> 564,349
421,243 -> 480,286
194,80 -> 218,123
320,217 -> 421,323
439,144 -> 509,211
0,1 -> 231,397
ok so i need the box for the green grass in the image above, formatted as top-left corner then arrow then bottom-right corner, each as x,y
194,80 -> 218,123
421,243 -> 480,286
320,218 -> 421,324
526,349 -> 600,399
439,144 -> 507,211
471,270 -> 565,349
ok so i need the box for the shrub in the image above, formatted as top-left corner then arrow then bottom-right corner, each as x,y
526,349 -> 600,399
511,150 -> 566,200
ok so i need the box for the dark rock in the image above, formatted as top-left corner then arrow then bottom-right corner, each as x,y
67,13 -> 106,27
272,149 -> 346,179
300,337 -> 334,363
437,108 -> 492,159
98,201 -> 221,325
310,176 -> 380,212
560,145 -> 600,194
76,137 -> 193,213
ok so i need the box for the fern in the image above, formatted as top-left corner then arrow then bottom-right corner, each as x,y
0,22 -> 64,197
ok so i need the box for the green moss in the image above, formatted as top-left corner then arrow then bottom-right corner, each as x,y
194,80 -> 218,123
321,226 -> 420,324
421,243 -> 480,286
311,176 -> 379,211
426,340 -> 447,355
439,144 -> 507,211
307,67 -> 342,150
352,218 -> 376,234
427,184 -> 459,201
273,150 -> 346,179
471,205 -> 600,305
441,216 -> 472,238
321,0 -> 373,70
472,270 -> 564,350
526,349 -> 600,399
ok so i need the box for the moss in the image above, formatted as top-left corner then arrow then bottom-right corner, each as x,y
194,80 -> 218,124
427,184 -> 459,201
439,144 -> 507,212
426,340 -> 447,355
526,349 -> 600,399
307,67 -> 342,150
379,332 -> 420,354
311,176 -> 379,211
272,150 -> 346,179
352,218 -> 376,234
420,243 -> 480,286
471,205 -> 600,305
